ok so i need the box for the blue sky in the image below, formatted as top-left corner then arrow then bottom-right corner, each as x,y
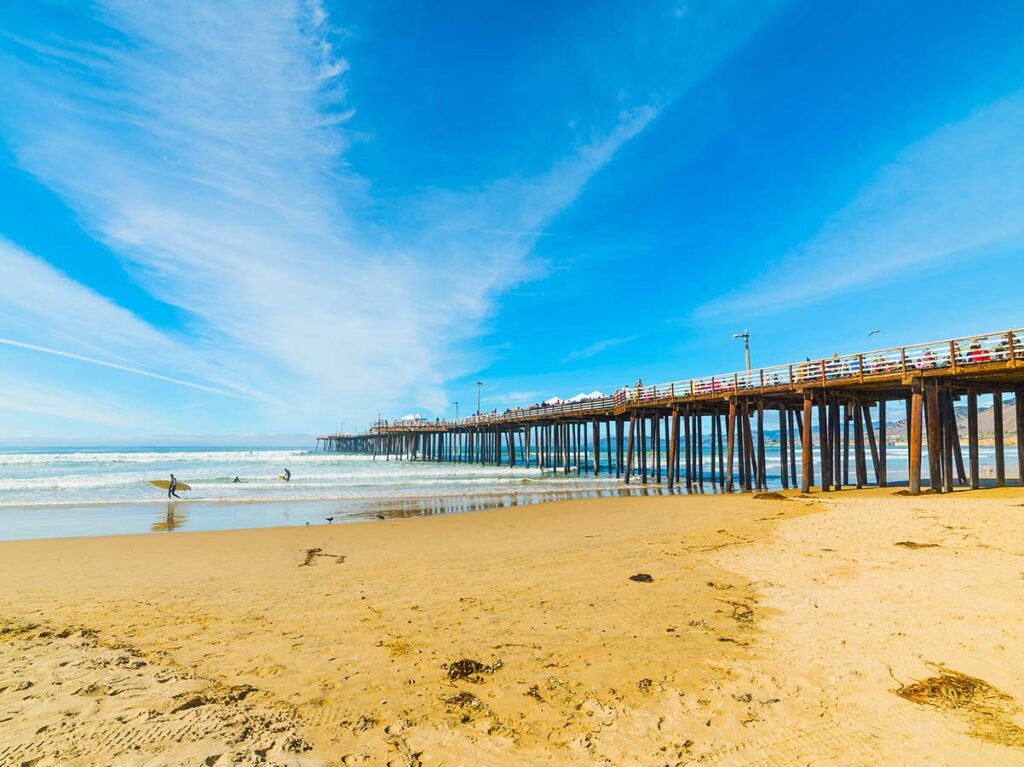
0,0 -> 1022,441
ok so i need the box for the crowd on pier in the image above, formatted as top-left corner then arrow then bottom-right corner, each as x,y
379,331 -> 1021,428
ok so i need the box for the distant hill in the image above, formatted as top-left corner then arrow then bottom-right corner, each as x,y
885,397 -> 1017,445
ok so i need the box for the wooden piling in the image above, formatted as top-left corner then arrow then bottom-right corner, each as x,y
925,381 -> 943,492
909,387 -> 923,495
829,399 -> 841,490
668,410 -> 679,488
967,391 -> 979,489
862,403 -> 880,485
757,400 -> 767,490
878,399 -> 887,487
801,391 -> 813,493
726,400 -> 736,492
853,398 -> 866,489
697,411 -> 705,488
818,396 -> 831,492
993,390 -> 1005,487
639,417 -> 648,484
779,405 -> 789,489
605,421 -> 613,478
684,407 -> 692,490
940,390 -> 954,493
624,414 -> 636,485
1017,388 -> 1024,487
788,409 -> 798,487
717,413 -> 726,485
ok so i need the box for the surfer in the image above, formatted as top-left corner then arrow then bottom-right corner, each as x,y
232,476 -> 241,483
283,468 -> 291,482
168,473 -> 180,500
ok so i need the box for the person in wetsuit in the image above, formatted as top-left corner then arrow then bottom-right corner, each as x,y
168,473 -> 180,499
283,468 -> 291,482
232,476 -> 241,483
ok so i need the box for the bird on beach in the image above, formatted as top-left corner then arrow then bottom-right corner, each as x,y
325,516 -> 334,524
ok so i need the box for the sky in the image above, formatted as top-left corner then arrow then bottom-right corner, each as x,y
0,0 -> 1022,443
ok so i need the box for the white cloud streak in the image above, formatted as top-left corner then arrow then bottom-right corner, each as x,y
0,0 -> 785,432
0,238 -> 262,400
562,336 -> 638,363
698,90 -> 1024,319
0,337 -> 252,400
0,2 -> 665,428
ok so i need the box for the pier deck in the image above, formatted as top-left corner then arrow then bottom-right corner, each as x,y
318,327 -> 1024,496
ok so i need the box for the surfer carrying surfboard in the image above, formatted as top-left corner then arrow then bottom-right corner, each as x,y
168,473 -> 180,499
283,468 -> 291,482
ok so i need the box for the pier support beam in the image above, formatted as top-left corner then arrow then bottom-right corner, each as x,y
994,390 -> 1006,487
801,390 -> 813,494
778,405 -> 789,489
1018,388 -> 1024,487
967,391 -> 980,489
726,401 -> 735,492
863,402 -> 880,485
909,386 -> 923,495
818,396 -> 831,492
668,410 -> 679,488
757,401 -> 767,491
878,400 -> 887,487
624,415 -> 636,484
925,381 -> 943,492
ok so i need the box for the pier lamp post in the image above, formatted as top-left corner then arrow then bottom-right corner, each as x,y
476,381 -> 484,415
454,401 -> 459,420
733,330 -> 751,371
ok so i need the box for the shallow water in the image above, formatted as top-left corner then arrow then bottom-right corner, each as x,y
0,444 -> 1016,540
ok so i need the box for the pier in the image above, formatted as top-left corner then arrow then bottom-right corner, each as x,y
318,327 -> 1024,496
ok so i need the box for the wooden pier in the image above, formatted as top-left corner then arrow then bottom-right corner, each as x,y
318,328 -> 1024,496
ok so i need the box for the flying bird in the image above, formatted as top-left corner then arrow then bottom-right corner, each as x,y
868,329 -> 882,336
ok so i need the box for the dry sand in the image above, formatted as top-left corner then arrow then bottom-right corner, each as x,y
1,490 -> 1024,765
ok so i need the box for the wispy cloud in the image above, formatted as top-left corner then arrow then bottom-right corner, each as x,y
697,90 -> 1024,319
0,1 -> 784,432
0,2 -> 665,428
0,376 -> 146,430
0,238 -> 261,398
562,336 -> 639,363
0,337 -> 252,400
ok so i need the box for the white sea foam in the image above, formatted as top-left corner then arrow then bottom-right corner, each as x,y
0,447 -> 619,508
0,444 -> 1012,510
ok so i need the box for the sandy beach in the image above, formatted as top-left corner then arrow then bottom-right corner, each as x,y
2,490 -> 1024,765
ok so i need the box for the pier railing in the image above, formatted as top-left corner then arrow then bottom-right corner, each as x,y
370,328 -> 1022,432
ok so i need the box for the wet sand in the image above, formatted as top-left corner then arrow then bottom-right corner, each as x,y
2,490 -> 1023,765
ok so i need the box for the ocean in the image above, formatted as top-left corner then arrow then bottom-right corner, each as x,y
0,444 -> 1015,540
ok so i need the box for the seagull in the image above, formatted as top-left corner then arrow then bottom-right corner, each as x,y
868,329 -> 882,336
325,516 -> 334,524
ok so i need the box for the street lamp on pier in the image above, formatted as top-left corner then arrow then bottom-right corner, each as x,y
733,330 -> 751,371
476,381 -> 484,415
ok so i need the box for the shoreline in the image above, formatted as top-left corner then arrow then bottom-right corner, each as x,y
3,489 -> 1024,764
4,477 -> 1024,543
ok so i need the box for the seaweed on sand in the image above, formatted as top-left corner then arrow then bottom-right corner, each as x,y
444,658 -> 503,682
893,662 -> 1024,747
